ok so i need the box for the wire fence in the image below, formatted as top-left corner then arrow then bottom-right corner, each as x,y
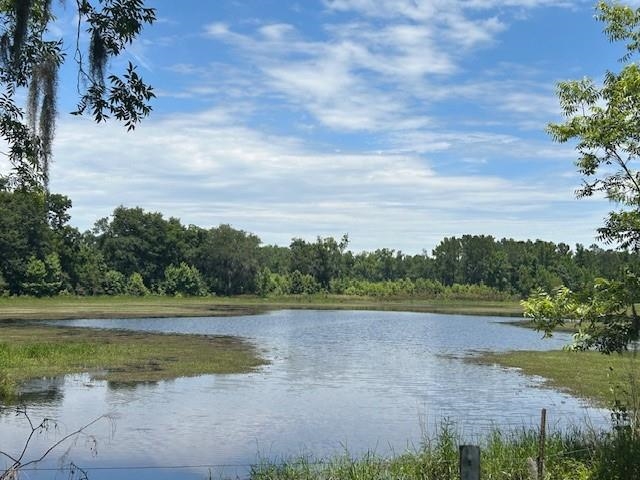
1,406 -> 622,480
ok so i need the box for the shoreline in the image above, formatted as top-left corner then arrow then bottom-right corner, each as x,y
0,294 -> 523,321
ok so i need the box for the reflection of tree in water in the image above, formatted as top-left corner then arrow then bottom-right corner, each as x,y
107,380 -> 159,392
10,377 -> 65,407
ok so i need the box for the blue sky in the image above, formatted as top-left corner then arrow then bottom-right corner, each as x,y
33,0 -> 638,252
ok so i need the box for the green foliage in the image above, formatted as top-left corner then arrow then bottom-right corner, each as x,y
289,269 -> 320,294
524,273 -> 640,354
125,271 -> 148,296
591,427 -> 640,480
0,270 -> 7,295
20,253 -> 61,296
102,269 -> 125,295
289,235 -> 349,289
255,267 -> 273,297
0,187 -> 49,292
191,224 -> 261,295
0,190 -> 639,301
72,243 -> 107,295
527,1 -> 640,355
162,262 -> 207,296
95,206 -> 186,287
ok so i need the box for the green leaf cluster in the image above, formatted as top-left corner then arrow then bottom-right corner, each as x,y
527,1 -> 640,354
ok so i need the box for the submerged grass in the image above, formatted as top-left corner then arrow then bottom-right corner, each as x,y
0,323 -> 267,400
250,424 -> 640,480
473,350 -> 640,407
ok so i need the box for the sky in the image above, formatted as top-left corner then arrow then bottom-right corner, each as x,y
28,0 -> 640,253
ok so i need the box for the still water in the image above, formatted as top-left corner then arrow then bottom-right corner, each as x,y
1,310 -> 608,479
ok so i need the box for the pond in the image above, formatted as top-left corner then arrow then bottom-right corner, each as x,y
1,310 -> 608,479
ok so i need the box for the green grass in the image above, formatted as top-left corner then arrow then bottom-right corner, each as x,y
250,424 -> 640,480
0,294 -> 523,320
0,323 -> 267,400
473,349 -> 640,407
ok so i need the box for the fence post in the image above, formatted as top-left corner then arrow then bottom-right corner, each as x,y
459,445 -> 480,480
537,408 -> 547,480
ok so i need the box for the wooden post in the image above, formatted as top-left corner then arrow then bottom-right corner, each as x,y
537,408 -> 547,480
459,445 -> 480,480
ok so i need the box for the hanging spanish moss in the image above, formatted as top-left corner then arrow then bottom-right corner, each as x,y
89,28 -> 107,85
12,0 -> 33,64
39,56 -> 57,192
27,65 -> 40,132
27,54 -> 58,192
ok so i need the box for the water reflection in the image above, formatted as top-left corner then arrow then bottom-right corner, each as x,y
15,377 -> 65,405
1,310 -> 610,480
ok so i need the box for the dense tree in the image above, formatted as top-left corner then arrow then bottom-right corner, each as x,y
162,263 -> 207,297
289,235 -> 349,289
0,187 -> 51,292
93,206 -> 186,288
191,224 -> 261,295
0,0 -> 155,188
0,191 -> 636,300
258,245 -> 291,274
20,252 -> 62,296
126,271 -> 148,296
432,237 -> 462,286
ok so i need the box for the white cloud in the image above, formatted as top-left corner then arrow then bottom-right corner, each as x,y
201,0 -> 519,134
48,109 -> 603,252
16,0 -> 608,253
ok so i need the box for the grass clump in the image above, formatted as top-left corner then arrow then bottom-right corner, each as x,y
250,425 -> 639,480
0,323 -> 267,401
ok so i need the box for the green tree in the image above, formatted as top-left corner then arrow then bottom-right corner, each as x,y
0,270 -> 8,295
526,1 -> 640,353
432,237 -> 461,286
289,235 -> 349,289
0,187 -> 49,292
255,267 -> 273,297
191,224 -> 261,295
21,252 -> 61,296
95,206 -> 186,288
102,269 -> 126,295
162,263 -> 207,296
0,0 -> 155,189
69,240 -> 106,295
126,271 -> 148,296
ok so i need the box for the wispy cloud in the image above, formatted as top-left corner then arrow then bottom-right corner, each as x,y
34,0 -> 612,252
49,108 -> 603,251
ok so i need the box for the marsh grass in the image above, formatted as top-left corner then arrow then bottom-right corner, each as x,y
250,424 -> 639,480
0,324 -> 267,400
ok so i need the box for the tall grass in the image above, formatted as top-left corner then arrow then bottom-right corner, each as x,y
250,424 -> 639,480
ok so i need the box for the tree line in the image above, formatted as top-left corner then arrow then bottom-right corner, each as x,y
1,188 -> 637,299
